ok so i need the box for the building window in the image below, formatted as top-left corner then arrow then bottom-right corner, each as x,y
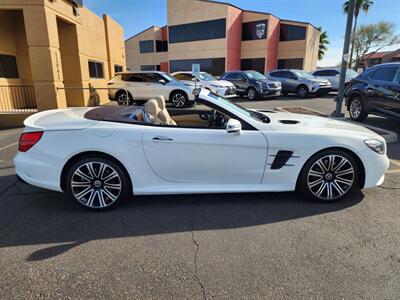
88,60 -> 104,78
141,65 -> 156,71
280,24 -> 306,41
169,18 -> 226,44
0,54 -> 19,78
156,65 -> 161,71
156,40 -> 168,52
114,64 -> 123,73
241,58 -> 266,73
277,58 -> 304,69
242,20 -> 268,41
169,58 -> 226,76
139,40 -> 154,53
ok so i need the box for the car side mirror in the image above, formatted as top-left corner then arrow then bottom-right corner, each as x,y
226,119 -> 242,134
159,79 -> 166,85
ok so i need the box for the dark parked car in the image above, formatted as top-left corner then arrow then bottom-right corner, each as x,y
267,69 -> 331,98
220,70 -> 281,100
345,63 -> 400,122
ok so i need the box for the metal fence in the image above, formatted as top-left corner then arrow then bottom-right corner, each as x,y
0,85 -> 37,113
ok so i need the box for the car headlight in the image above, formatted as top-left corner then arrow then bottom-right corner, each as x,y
364,139 -> 385,154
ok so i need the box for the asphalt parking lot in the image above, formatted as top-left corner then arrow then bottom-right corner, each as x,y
1,95 -> 400,299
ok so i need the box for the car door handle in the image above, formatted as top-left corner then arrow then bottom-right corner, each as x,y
152,136 -> 173,142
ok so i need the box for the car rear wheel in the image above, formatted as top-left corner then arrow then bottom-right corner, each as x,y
296,85 -> 309,98
349,96 -> 368,122
247,87 -> 258,101
66,157 -> 130,210
171,91 -> 188,108
298,150 -> 359,202
116,91 -> 133,106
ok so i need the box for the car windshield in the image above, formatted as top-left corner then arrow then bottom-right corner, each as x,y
198,72 -> 216,81
345,69 -> 359,77
293,70 -> 315,79
244,71 -> 266,80
162,73 -> 177,82
206,92 -> 270,123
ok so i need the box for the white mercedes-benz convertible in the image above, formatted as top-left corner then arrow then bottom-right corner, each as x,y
14,90 -> 389,210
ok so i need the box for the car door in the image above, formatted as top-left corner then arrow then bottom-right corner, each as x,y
368,66 -> 400,117
269,71 -> 296,93
226,73 -> 247,93
141,73 -> 166,99
141,116 -> 268,184
125,73 -> 147,100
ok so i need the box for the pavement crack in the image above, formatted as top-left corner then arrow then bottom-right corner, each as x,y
191,200 -> 207,300
379,185 -> 400,190
0,179 -> 18,197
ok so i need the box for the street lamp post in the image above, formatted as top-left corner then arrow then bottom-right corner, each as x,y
332,0 -> 355,118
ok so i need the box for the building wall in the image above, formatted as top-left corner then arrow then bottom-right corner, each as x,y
125,0 -> 320,74
125,26 -> 168,71
0,0 -> 125,114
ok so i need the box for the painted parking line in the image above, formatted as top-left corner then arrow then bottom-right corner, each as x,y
390,159 -> 400,168
386,168 -> 400,174
0,142 -> 18,152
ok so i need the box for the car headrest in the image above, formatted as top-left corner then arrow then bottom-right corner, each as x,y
155,95 -> 166,110
144,99 -> 160,119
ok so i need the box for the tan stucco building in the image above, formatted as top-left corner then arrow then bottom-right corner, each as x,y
0,0 -> 126,127
126,0 -> 320,75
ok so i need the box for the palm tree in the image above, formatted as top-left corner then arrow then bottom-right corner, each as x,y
343,0 -> 374,68
318,27 -> 329,60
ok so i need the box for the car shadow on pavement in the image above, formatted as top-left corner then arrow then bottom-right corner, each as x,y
0,175 -> 363,261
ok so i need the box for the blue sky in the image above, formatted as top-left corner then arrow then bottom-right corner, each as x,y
85,0 -> 400,67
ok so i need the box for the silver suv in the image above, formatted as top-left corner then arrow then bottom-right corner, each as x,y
267,69 -> 331,98
108,71 -> 196,108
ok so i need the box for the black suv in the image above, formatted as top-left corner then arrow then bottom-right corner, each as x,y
220,70 -> 281,100
345,63 -> 400,121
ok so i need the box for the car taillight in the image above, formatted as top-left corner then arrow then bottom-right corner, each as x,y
18,131 -> 43,152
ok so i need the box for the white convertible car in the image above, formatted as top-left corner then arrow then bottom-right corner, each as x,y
14,90 -> 389,210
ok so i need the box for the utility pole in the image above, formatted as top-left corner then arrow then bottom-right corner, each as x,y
332,0 -> 355,118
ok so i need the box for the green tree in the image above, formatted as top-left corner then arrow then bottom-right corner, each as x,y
354,22 -> 400,67
343,0 -> 374,68
318,27 -> 329,60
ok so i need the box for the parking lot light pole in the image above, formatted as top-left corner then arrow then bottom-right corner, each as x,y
332,0 -> 355,118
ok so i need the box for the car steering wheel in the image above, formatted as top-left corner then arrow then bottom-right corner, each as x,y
207,110 -> 227,128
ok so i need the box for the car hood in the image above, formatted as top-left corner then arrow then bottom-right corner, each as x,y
212,80 -> 235,87
309,77 -> 331,84
24,107 -> 98,131
176,80 -> 201,88
263,111 -> 382,140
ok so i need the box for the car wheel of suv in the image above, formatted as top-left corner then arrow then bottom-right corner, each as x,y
66,157 -> 130,210
349,96 -> 367,122
296,85 -> 309,98
171,91 -> 188,108
116,91 -> 133,106
298,150 -> 359,202
247,87 -> 257,101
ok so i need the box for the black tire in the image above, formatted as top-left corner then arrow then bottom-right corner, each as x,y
170,91 -> 188,108
298,150 -> 360,202
296,85 -> 309,98
66,157 -> 130,211
348,95 -> 368,122
247,87 -> 258,101
116,90 -> 133,106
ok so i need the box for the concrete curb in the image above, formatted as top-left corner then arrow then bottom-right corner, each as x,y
274,106 -> 398,144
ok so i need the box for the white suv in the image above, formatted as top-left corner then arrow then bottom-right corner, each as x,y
108,71 -> 197,108
172,71 -> 237,98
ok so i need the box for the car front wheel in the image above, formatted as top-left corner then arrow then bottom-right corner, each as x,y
66,157 -> 130,210
296,85 -> 309,98
349,96 -> 368,122
247,87 -> 258,101
171,91 -> 188,108
298,150 -> 359,202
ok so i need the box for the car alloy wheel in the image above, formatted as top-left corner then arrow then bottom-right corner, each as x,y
172,93 -> 187,108
349,98 -> 362,119
307,154 -> 355,201
71,161 -> 122,209
297,86 -> 308,98
247,88 -> 257,101
117,92 -> 131,106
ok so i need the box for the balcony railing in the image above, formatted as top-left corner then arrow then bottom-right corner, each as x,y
0,85 -> 37,113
